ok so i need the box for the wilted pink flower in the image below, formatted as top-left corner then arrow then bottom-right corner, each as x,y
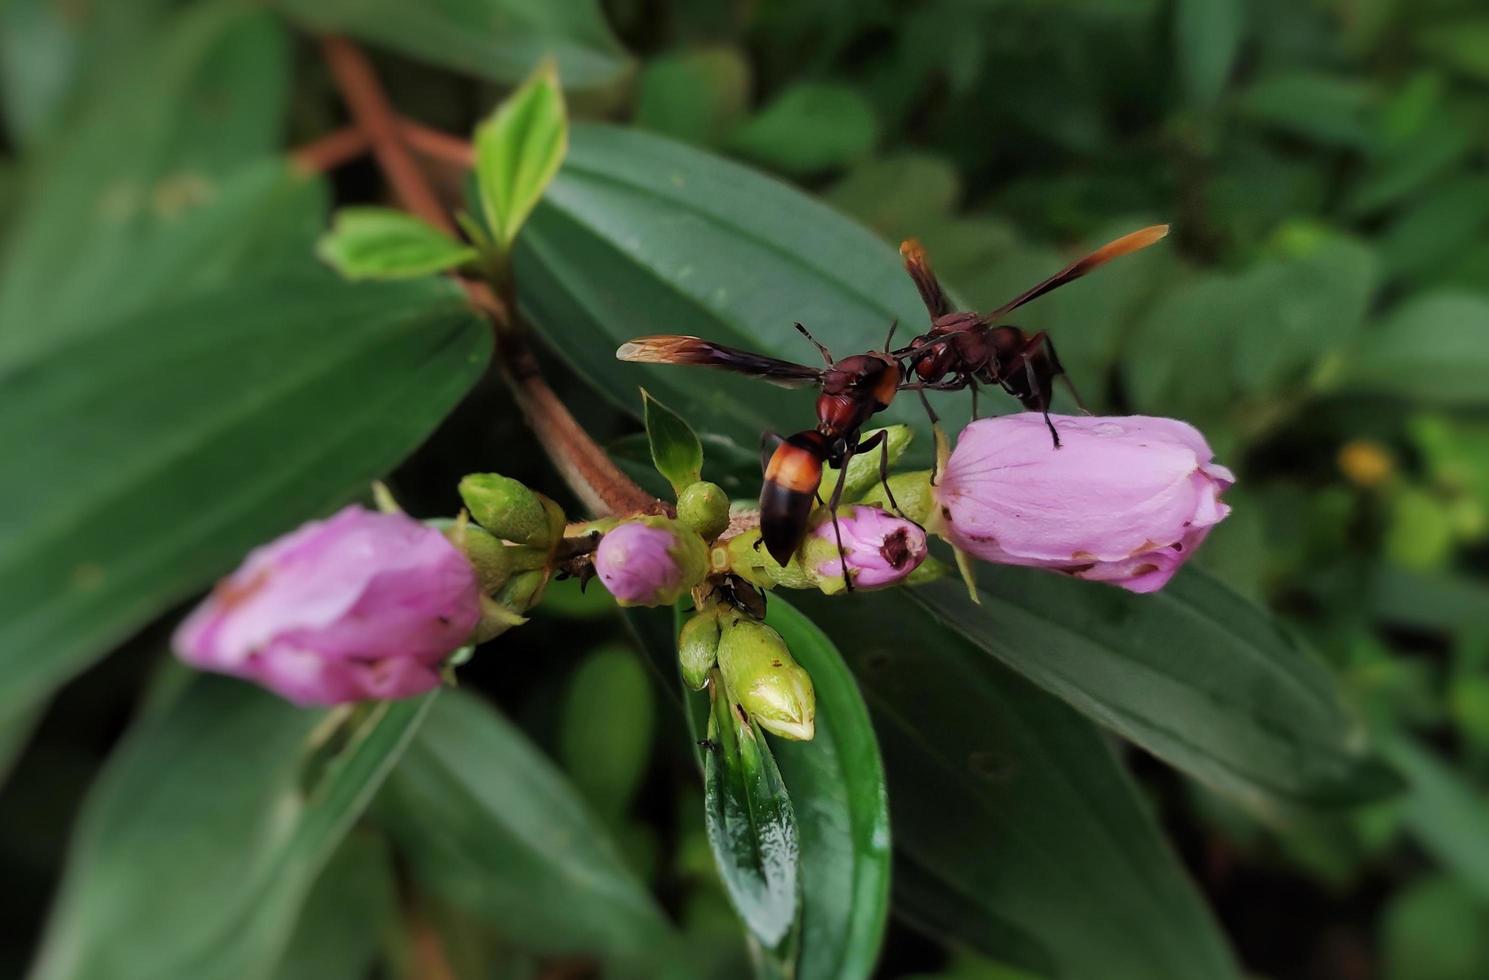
813,505 -> 928,589
174,506 -> 481,705
594,517 -> 708,606
936,414 -> 1233,593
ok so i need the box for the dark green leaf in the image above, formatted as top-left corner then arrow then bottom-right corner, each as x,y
1238,72 -> 1376,148
704,678 -> 800,951
1342,292 -> 1489,406
825,154 -> 963,242
271,0 -> 631,88
767,601 -> 891,980
374,691 -> 679,967
635,46 -> 752,147
727,84 -> 879,176
910,569 -> 1399,812
0,4 -> 293,362
1174,0 -> 1244,108
475,60 -> 568,250
1382,734 -> 1489,902
515,124 -> 933,450
558,644 -> 656,820
1416,18 -> 1489,83
317,207 -> 477,280
273,833 -> 398,980
0,277 -> 492,721
31,676 -> 432,980
795,590 -> 1241,980
643,388 -> 705,495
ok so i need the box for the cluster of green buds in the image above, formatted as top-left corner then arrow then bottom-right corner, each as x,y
679,602 -> 816,741
454,472 -> 571,641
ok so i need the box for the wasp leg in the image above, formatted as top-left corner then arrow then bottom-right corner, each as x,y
969,378 -> 980,422
824,460 -> 853,591
794,322 -> 834,366
883,318 -> 900,351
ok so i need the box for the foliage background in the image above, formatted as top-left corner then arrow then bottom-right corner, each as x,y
3,0 -> 1489,977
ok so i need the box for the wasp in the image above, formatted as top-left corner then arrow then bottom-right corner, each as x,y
616,324 -> 903,575
896,224 -> 1170,447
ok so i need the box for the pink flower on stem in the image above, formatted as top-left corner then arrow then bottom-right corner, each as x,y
936,414 -> 1234,593
173,506 -> 481,705
594,517 -> 708,607
812,505 -> 928,589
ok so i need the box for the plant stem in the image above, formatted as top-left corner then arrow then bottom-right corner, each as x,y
289,125 -> 371,174
319,36 -> 657,518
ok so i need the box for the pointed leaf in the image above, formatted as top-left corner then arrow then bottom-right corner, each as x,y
476,60 -> 567,251
31,677 -> 432,980
317,207 -> 477,281
795,590 -> 1242,980
0,277 -> 491,721
373,691 -> 679,968
643,388 -> 704,495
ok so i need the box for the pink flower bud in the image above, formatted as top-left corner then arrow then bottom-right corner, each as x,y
811,505 -> 928,589
936,414 -> 1234,593
593,517 -> 708,607
173,506 -> 481,705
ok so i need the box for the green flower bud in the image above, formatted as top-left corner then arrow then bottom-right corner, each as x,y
678,608 -> 722,690
676,481 -> 730,540
856,469 -> 936,526
724,528 -> 816,591
824,425 -> 914,501
717,614 -> 815,741
497,568 -> 550,614
459,473 -> 560,548
457,524 -> 513,593
471,595 -> 528,643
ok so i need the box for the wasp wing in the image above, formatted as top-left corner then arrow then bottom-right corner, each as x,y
899,238 -> 952,319
616,335 -> 823,388
983,224 -> 1170,322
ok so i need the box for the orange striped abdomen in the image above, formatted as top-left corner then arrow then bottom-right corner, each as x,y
760,432 -> 826,564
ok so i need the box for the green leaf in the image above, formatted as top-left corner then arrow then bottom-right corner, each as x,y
826,154 -> 963,242
476,60 -> 568,251
727,83 -> 879,176
635,46 -> 752,147
0,277 -> 492,721
909,569 -> 1399,813
794,590 -> 1241,980
558,644 -> 656,821
31,677 -> 432,980
317,207 -> 478,281
514,125 -> 933,451
1381,734 -> 1489,902
0,698 -> 43,790
1174,0 -> 1244,108
271,0 -> 631,87
1238,72 -> 1377,149
705,673 -> 800,952
272,833 -> 398,980
0,4 -> 293,362
1382,875 -> 1489,980
643,388 -> 705,496
1342,292 -> 1489,406
767,601 -> 891,980
1417,17 -> 1489,83
374,691 -> 678,966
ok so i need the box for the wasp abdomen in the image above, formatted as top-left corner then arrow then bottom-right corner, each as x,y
760,431 -> 826,565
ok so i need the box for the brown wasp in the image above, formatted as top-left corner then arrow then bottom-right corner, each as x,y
895,224 -> 1170,446
616,324 -> 904,576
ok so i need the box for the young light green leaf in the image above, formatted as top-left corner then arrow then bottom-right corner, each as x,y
31,677 -> 432,980
316,207 -> 477,281
704,679 -> 800,952
475,60 -> 567,252
642,388 -> 704,496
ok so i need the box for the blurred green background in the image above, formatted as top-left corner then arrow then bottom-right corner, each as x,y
4,0 -> 1489,977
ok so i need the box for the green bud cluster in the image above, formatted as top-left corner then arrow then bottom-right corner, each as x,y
677,606 -> 722,690
454,472 -> 570,642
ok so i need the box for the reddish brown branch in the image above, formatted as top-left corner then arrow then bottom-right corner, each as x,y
319,37 -> 656,518
290,125 -> 371,174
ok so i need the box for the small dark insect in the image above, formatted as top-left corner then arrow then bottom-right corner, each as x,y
617,322 -> 907,579
711,573 -> 768,620
895,225 -> 1169,447
697,737 -> 721,754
